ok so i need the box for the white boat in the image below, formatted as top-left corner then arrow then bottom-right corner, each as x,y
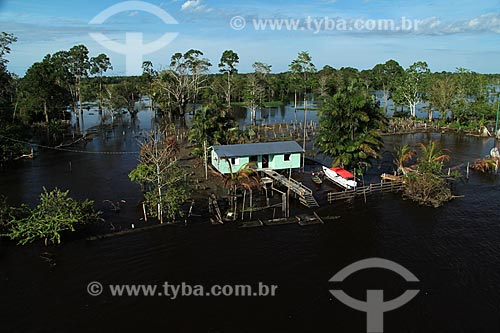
322,166 -> 358,190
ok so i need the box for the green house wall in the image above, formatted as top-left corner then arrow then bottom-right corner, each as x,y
211,151 -> 301,174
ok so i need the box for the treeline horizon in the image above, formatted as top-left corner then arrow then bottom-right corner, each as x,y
1,31 -> 500,163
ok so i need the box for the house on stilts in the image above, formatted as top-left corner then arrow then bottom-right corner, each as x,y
210,141 -> 303,174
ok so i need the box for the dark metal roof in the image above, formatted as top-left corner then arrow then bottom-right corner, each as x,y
212,141 -> 303,158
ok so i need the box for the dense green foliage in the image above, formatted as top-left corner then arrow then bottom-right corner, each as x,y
316,86 -> 387,173
400,141 -> 454,207
0,29 -> 498,167
188,106 -> 246,149
3,188 -> 102,245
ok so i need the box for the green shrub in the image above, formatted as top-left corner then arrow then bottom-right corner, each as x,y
4,188 -> 102,245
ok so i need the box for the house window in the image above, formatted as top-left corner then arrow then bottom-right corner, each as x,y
249,156 -> 258,168
284,154 -> 292,162
231,158 -> 240,165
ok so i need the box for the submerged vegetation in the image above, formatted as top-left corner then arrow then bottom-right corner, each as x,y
0,29 -> 498,244
2,188 -> 102,245
394,141 -> 455,208
1,29 -> 498,164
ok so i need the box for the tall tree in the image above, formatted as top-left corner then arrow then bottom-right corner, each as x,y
105,78 -> 141,117
51,45 -> 91,128
372,60 -> 404,113
0,32 -> 16,70
90,53 -> 113,113
0,32 -> 17,117
452,68 -> 486,124
129,134 -> 189,224
428,74 -> 457,121
244,74 -> 266,126
252,62 -> 272,102
0,32 -> 30,162
316,65 -> 335,98
289,51 -> 316,106
154,50 -> 211,117
141,60 -> 158,112
394,61 -> 430,117
185,49 -> 212,110
19,57 -> 71,124
68,45 -> 91,124
218,50 -> 239,107
289,51 -> 316,170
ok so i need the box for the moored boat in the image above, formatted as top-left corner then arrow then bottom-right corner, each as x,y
311,175 -> 323,185
322,166 -> 358,190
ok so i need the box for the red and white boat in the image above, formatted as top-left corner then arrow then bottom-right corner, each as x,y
322,166 -> 358,190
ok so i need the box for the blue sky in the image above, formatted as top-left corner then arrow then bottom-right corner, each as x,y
0,0 -> 499,75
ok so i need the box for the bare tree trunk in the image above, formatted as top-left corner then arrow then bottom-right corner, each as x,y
249,190 -> 253,220
78,76 -> 84,131
227,72 -> 231,107
43,99 -> 49,124
383,86 -> 389,113
233,185 -> 237,220
241,190 -> 246,221
302,98 -> 307,172
157,159 -> 163,224
98,72 -> 103,114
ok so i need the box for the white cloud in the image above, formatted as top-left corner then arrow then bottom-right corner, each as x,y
180,0 -> 212,13
417,13 -> 500,35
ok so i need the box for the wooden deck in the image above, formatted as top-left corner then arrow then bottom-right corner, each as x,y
262,170 -> 319,208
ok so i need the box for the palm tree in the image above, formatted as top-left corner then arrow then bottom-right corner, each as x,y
393,144 -> 417,175
418,141 -> 450,164
316,86 -> 387,174
212,162 -> 260,221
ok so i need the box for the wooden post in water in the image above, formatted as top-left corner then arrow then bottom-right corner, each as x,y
362,173 -> 367,204
249,190 -> 253,220
287,188 -> 290,218
204,140 -> 208,181
467,162 -> 470,179
142,202 -> 148,222
282,193 -> 286,217
241,190 -> 246,221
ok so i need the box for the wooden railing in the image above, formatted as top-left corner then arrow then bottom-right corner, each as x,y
327,181 -> 404,203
